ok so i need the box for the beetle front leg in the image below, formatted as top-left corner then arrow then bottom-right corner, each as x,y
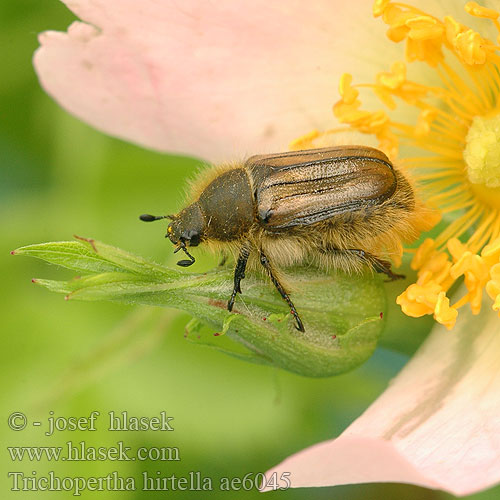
259,250 -> 305,332
227,244 -> 250,312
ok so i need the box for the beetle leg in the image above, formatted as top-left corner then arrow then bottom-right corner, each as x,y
259,251 -> 305,332
370,255 -> 405,281
227,245 -> 250,312
218,253 -> 228,267
322,247 -> 405,281
346,249 -> 405,281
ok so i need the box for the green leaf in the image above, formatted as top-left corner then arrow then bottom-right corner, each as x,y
13,238 -> 178,279
14,237 -> 388,377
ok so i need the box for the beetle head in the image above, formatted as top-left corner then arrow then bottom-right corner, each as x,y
140,202 -> 204,267
166,203 -> 205,267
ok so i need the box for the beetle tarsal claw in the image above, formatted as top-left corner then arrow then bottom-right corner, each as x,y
174,243 -> 195,267
293,314 -> 305,332
177,259 -> 194,267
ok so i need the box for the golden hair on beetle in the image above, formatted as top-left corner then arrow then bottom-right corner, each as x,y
141,146 -> 437,332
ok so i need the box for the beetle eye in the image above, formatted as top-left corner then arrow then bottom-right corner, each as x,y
189,232 -> 200,246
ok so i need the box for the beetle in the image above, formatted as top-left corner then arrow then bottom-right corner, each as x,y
140,145 -> 434,332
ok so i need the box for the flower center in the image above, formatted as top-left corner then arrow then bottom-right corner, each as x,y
464,114 -> 500,208
464,114 -> 500,188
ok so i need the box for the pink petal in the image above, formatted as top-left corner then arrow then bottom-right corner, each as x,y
33,0 -> 380,162
264,294 -> 500,496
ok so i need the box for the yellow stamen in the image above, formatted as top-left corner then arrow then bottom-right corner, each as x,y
326,1 -> 500,328
486,262 -> 500,316
465,2 -> 499,21
290,130 -> 321,150
434,292 -> 458,330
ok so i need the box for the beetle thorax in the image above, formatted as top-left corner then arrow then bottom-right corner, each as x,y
197,168 -> 254,241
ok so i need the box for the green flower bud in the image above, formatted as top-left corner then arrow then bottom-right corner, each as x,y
13,237 -> 386,377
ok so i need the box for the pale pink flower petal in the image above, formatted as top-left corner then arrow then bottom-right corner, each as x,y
264,293 -> 500,496
33,0 -> 386,162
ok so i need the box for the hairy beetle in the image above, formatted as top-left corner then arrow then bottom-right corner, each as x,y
141,146 -> 434,332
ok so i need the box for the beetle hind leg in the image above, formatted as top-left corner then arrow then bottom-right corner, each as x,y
320,246 -> 405,281
370,255 -> 405,281
345,249 -> 405,281
259,251 -> 305,332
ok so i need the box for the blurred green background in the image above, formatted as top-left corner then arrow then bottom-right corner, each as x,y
2,2 -> 499,499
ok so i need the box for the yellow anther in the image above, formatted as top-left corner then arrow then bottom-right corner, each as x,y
397,292 -> 434,317
384,5 -> 416,42
377,61 -> 406,89
486,263 -> 500,315
493,294 -> 500,314
434,292 -> 457,329
405,37 -> 443,66
454,30 -> 487,65
339,73 -> 359,104
406,16 -> 444,41
411,238 -> 436,270
406,281 -> 441,304
373,0 -> 391,18
415,108 -> 437,136
447,237 -> 467,261
290,130 -> 320,151
444,16 -> 466,45
465,2 -> 499,20
482,236 -> 500,259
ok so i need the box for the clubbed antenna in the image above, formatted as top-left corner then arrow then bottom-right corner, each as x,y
139,214 -> 171,222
